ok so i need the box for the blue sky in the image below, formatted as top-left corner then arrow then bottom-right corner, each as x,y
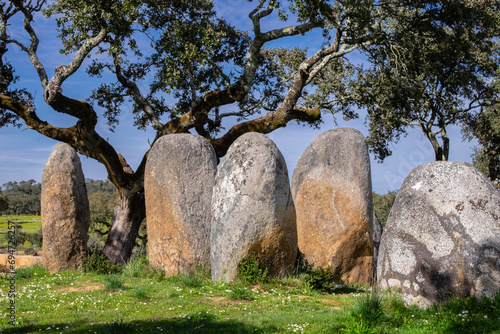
0,1 -> 478,193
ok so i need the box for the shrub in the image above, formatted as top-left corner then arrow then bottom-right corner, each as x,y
122,254 -> 149,278
26,229 -> 43,248
351,292 -> 385,326
15,264 -> 48,279
104,274 -> 124,290
24,246 -> 39,256
171,272 -> 205,288
339,293 -> 385,334
229,286 -> 254,301
237,257 -> 269,284
132,286 -> 149,300
304,267 -> 341,293
87,234 -> 105,252
83,249 -> 122,274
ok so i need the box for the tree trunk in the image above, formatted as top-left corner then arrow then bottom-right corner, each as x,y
427,133 -> 449,162
488,146 -> 499,184
441,129 -> 449,161
427,133 -> 443,161
103,188 -> 146,264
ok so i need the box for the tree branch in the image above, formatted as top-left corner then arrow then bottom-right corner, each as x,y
1,93 -> 71,139
249,0 -> 275,37
47,26 -> 107,92
1,93 -> 135,189
157,87 -> 240,136
210,105 -> 320,157
243,4 -> 320,95
113,55 -> 162,130
11,0 -> 48,88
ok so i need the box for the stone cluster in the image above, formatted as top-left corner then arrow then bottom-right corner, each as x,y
40,130 -> 500,308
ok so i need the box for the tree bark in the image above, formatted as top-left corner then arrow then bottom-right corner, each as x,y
103,187 -> 146,264
442,136 -> 449,161
426,132 -> 449,162
488,145 -> 499,183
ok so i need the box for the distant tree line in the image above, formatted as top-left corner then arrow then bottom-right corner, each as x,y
0,179 -> 116,220
372,191 -> 397,226
0,180 -> 41,215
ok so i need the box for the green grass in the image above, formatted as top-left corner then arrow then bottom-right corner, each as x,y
0,265 -> 499,333
104,274 -> 125,291
0,215 -> 42,233
0,215 -> 42,248
1,217 -> 499,333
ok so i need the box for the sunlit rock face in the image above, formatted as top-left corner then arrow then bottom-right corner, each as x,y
377,161 -> 500,307
211,132 -> 297,283
145,134 -> 216,276
292,128 -> 375,286
42,143 -> 90,273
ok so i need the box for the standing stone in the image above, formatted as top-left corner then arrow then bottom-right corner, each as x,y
377,162 -> 500,307
145,134 -> 217,276
42,143 -> 90,273
211,132 -> 297,282
292,128 -> 374,285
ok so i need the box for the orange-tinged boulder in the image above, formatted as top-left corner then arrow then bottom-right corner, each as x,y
292,128 -> 374,285
41,143 -> 90,273
145,134 -> 217,276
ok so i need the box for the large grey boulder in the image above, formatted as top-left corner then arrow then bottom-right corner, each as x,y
211,132 -> 297,282
145,134 -> 217,276
377,161 -> 500,307
291,128 -> 374,285
42,143 -> 90,273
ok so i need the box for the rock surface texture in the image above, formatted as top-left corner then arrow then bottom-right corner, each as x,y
145,134 -> 217,276
211,133 -> 297,282
377,162 -> 500,307
41,143 -> 90,273
292,128 -> 374,285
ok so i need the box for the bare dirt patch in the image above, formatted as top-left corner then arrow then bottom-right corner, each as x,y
201,296 -> 241,305
295,294 -> 343,309
56,281 -> 104,293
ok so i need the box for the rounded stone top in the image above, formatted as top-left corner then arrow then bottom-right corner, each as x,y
148,133 -> 216,164
42,143 -> 82,180
291,127 -> 371,198
225,132 -> 282,155
399,161 -> 499,217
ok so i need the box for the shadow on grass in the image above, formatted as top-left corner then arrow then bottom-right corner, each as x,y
438,319 -> 500,334
2,315 -> 279,334
329,286 -> 365,294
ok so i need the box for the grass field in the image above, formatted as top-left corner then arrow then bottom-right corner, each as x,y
0,215 -> 42,249
0,217 -> 499,333
0,260 -> 499,334
0,215 -> 42,233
